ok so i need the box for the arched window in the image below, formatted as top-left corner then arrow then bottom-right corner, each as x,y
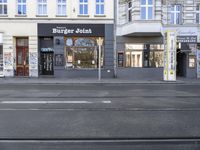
74,38 -> 96,47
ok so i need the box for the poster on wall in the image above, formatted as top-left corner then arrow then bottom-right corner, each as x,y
29,52 -> 38,69
164,30 -> 177,81
55,54 -> 64,66
197,50 -> 200,78
4,52 -> 13,70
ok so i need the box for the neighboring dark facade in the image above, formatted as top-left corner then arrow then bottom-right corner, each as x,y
116,34 -> 198,80
38,23 -> 114,78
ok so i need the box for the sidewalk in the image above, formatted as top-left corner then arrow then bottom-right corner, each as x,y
0,77 -> 200,84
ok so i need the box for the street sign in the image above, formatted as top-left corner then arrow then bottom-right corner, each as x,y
164,30 -> 176,81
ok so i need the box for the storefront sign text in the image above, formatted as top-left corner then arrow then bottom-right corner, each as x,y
38,24 -> 105,37
41,48 -> 54,52
177,36 -> 197,43
52,27 -> 92,35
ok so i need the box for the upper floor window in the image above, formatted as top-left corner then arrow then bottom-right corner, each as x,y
79,0 -> 88,15
0,0 -> 7,15
140,0 -> 153,20
38,0 -> 47,15
196,4 -> 200,24
96,0 -> 104,15
18,0 -> 26,15
57,0 -> 66,16
170,5 -> 182,24
127,1 -> 132,22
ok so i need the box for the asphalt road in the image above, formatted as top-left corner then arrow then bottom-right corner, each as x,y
0,83 -> 200,150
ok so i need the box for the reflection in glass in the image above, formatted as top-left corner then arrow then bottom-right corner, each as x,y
65,38 -> 103,69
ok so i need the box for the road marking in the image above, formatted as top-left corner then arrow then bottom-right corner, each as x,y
0,100 -> 111,104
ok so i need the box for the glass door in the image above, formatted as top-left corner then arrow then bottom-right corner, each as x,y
16,47 -> 29,76
41,52 -> 54,75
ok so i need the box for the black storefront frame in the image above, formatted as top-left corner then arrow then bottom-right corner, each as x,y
38,23 -> 106,76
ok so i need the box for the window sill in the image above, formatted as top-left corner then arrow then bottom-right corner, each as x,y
15,15 -> 27,17
94,14 -> 106,17
36,15 -> 48,17
55,15 -> 68,17
0,14 -> 8,17
77,14 -> 90,17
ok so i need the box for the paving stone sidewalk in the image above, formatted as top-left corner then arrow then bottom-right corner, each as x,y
0,77 -> 200,84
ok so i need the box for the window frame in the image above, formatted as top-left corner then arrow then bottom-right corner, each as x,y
140,0 -> 154,20
0,0 -> 7,15
17,0 -> 26,15
170,4 -> 182,25
57,0 -> 67,16
125,44 -> 164,68
79,0 -> 88,15
196,4 -> 200,24
37,0 -> 47,16
96,0 -> 104,15
127,1 -> 132,22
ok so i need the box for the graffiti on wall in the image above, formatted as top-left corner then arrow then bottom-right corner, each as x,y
4,52 -> 13,70
29,52 -> 38,70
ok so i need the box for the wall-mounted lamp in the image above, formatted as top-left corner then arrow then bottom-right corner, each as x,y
73,8 -> 75,13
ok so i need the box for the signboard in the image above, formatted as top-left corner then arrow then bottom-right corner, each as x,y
197,50 -> 200,78
177,36 -> 197,43
164,30 -> 176,81
38,24 -> 105,37
41,48 -> 54,52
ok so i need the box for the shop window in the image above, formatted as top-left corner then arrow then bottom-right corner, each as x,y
96,0 -> 104,15
125,51 -> 143,67
37,0 -> 47,15
0,0 -> 7,15
125,44 -> 164,68
65,37 -> 104,69
79,0 -> 88,15
189,55 -> 196,68
149,51 -> 164,67
57,0 -> 66,16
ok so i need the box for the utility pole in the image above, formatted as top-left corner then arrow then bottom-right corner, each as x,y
113,0 -> 117,78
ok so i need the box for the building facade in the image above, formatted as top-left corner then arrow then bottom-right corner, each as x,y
0,0 -> 114,78
117,0 -> 200,79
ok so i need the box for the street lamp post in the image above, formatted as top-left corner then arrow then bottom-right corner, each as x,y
97,37 -> 104,80
113,0 -> 117,78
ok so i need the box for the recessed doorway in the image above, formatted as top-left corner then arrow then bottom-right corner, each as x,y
16,38 -> 29,76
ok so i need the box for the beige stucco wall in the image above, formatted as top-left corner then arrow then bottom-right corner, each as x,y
0,23 -> 38,77
4,0 -> 114,19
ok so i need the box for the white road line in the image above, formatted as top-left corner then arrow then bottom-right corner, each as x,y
0,100 -> 111,104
